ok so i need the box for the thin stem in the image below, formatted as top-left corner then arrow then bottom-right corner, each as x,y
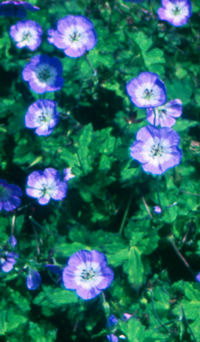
85,54 -> 97,76
150,289 -> 169,332
11,214 -> 16,236
119,194 -> 132,234
180,304 -> 198,342
142,196 -> 153,218
156,176 -> 162,209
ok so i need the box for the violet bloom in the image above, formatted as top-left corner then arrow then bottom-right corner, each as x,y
26,168 -> 67,205
130,126 -> 182,175
25,100 -> 59,136
107,335 -> 118,342
62,250 -> 114,300
48,15 -> 97,58
22,55 -> 64,94
157,0 -> 192,27
0,1 -> 39,17
146,99 -> 182,127
10,20 -> 42,51
0,251 -> 18,272
126,72 -> 167,108
196,273 -> 200,283
0,179 -> 22,212
153,206 -> 162,214
63,168 -> 75,181
26,269 -> 41,290
8,235 -> 17,247
108,314 -> 118,327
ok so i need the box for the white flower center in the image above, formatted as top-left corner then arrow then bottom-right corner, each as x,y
35,64 -> 56,86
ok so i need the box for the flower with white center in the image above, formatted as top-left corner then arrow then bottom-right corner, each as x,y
130,125 -> 182,175
26,168 -> 67,205
48,15 -> 97,58
22,55 -> 64,94
25,99 -> 59,136
146,99 -> 182,127
157,0 -> 192,27
126,72 -> 167,108
62,250 -> 114,300
10,20 -> 42,51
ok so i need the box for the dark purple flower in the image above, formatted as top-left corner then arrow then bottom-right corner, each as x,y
157,0 -> 192,27
62,250 -> 114,300
130,126 -> 182,175
48,15 -> 97,58
0,1 -> 39,17
63,168 -> 75,181
196,273 -> 200,283
26,269 -> 41,290
8,235 -> 17,247
0,251 -> 18,272
22,55 -> 64,94
26,168 -> 67,205
153,206 -> 162,214
126,72 -> 167,108
45,264 -> 61,276
10,20 -> 42,51
107,335 -> 118,342
0,179 -> 22,212
146,99 -> 182,127
108,314 -> 118,327
25,100 -> 59,136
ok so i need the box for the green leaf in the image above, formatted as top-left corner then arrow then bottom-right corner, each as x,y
33,286 -> 78,308
124,246 -> 144,289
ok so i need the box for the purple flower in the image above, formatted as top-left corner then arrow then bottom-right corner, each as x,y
0,251 -> 18,272
25,100 -> 59,136
122,312 -> 133,321
26,168 -> 67,205
63,168 -> 75,181
45,264 -> 61,276
62,250 -> 114,300
153,206 -> 162,214
0,1 -> 39,17
22,55 -> 64,94
8,235 -> 17,247
107,335 -> 118,342
0,179 -> 22,212
146,99 -> 182,127
108,314 -> 118,327
130,125 -> 182,175
48,15 -> 97,58
196,273 -> 200,283
126,72 -> 167,108
26,269 -> 41,290
157,0 -> 192,27
10,20 -> 42,51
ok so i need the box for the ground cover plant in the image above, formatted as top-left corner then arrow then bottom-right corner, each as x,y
0,0 -> 200,341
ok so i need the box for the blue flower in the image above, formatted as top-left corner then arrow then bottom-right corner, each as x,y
0,179 -> 22,212
0,1 -> 39,18
26,269 -> 41,290
26,168 -> 67,205
106,335 -> 118,342
130,125 -> 182,175
62,250 -> 114,300
48,15 -> 97,58
157,0 -> 192,27
25,100 -> 59,136
153,206 -> 162,214
22,55 -> 64,94
0,251 -> 18,272
107,314 -> 118,328
126,72 -> 167,108
10,20 -> 42,51
8,235 -> 17,247
146,99 -> 182,127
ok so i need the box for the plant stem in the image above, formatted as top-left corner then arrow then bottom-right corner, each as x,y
119,194 -> 132,234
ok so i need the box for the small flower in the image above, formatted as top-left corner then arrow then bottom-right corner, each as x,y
122,313 -> 133,321
146,99 -> 182,127
8,235 -> 17,247
126,72 -> 167,108
25,100 -> 59,136
26,269 -> 41,290
108,314 -> 118,327
26,168 -> 67,205
10,20 -> 42,51
157,0 -> 192,27
107,335 -> 118,342
22,54 -> 64,94
0,179 -> 22,212
0,1 -> 39,17
63,168 -> 75,181
0,251 -> 18,272
195,273 -> 200,283
130,125 -> 182,175
153,206 -> 162,214
48,15 -> 97,58
62,250 -> 114,300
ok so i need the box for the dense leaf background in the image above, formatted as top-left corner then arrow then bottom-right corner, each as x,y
0,0 -> 200,341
